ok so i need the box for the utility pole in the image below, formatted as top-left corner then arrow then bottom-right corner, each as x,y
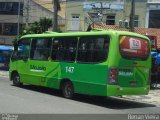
52,0 -> 58,32
17,1 -> 20,39
100,2 -> 103,22
130,0 -> 135,32
25,0 -> 29,28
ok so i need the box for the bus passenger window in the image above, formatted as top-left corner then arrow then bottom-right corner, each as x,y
77,35 -> 110,63
30,38 -> 52,61
17,39 -> 30,59
51,37 -> 78,62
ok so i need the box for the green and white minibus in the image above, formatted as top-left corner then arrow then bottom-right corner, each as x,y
9,30 -> 151,98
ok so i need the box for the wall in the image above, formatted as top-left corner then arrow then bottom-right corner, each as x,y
66,0 -> 147,31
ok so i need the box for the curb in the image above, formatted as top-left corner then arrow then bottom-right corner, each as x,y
122,90 -> 160,106
0,71 -> 9,78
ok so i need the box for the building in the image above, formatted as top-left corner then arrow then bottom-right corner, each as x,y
0,0 -> 66,45
23,0 -> 53,27
25,0 -> 66,31
65,0 -> 147,32
0,0 -> 23,45
146,0 -> 160,28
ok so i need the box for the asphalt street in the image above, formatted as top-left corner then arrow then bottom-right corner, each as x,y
0,75 -> 160,115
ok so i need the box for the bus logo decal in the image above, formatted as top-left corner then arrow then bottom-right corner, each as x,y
30,65 -> 46,72
118,69 -> 133,76
129,38 -> 141,49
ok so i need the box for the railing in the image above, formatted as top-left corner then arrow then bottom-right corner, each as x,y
58,18 -> 65,26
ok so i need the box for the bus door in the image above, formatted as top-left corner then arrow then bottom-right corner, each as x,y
29,38 -> 52,86
118,36 -> 150,88
13,39 -> 31,84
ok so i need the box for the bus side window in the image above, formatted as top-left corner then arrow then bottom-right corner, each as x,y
51,37 -> 78,62
30,38 -> 52,61
17,39 -> 30,60
78,35 -> 110,63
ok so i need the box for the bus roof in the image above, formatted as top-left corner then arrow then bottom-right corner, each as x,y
21,30 -> 149,40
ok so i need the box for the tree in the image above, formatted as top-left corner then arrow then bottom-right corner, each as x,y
13,17 -> 61,44
39,17 -> 52,32
26,17 -> 52,34
52,0 -> 61,32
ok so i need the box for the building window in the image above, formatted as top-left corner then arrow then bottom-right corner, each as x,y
0,2 -> 23,15
3,23 -> 18,35
106,15 -> 115,25
149,10 -> 160,28
89,13 -> 99,22
0,2 -> 13,11
0,24 -> 2,35
71,15 -> 80,31
134,15 -> 139,27
30,38 -> 52,61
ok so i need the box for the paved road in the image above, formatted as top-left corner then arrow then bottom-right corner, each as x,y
0,76 -> 160,114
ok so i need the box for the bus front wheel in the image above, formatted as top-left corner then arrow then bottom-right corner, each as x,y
61,81 -> 74,99
13,73 -> 23,86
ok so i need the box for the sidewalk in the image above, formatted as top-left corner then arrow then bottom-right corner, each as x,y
122,87 -> 160,106
0,70 -> 9,77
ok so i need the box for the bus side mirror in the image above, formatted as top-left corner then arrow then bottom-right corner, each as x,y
22,55 -> 28,62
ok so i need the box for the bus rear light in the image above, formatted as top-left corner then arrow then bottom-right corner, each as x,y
109,67 -> 118,84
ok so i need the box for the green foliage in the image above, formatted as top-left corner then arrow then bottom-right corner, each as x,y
29,17 -> 52,34
22,17 -> 52,35
15,17 -> 62,43
13,17 -> 52,43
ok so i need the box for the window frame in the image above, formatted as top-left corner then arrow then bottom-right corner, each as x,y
106,14 -> 115,25
134,15 -> 139,27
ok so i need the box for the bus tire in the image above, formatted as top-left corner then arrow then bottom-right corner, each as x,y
61,81 -> 74,99
13,73 -> 23,86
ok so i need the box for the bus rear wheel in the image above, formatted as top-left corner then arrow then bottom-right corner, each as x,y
61,81 -> 74,99
13,73 -> 23,86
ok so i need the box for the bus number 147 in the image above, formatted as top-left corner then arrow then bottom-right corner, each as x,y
65,67 -> 74,73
